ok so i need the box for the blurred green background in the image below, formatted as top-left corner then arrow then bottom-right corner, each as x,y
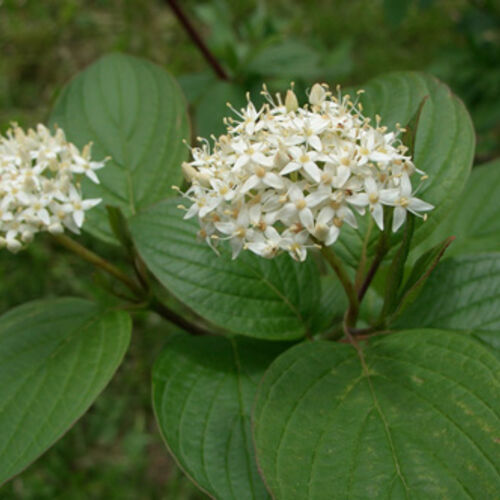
0,0 -> 499,498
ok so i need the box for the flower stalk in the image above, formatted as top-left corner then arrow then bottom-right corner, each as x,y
53,234 -> 144,297
54,233 -> 217,336
320,244 -> 359,329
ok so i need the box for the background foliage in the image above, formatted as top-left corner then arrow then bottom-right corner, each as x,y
0,0 -> 499,498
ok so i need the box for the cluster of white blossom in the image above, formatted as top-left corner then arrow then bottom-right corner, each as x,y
179,83 -> 434,262
0,124 -> 105,252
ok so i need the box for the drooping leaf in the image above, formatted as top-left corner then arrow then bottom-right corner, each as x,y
0,298 -> 131,485
253,329 -> 500,499
336,72 -> 474,266
50,53 -> 190,243
129,199 -> 320,340
395,254 -> 500,341
153,333 -> 288,499
412,158 -> 500,259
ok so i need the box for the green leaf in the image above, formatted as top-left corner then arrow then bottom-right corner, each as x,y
195,81 -> 246,139
380,214 -> 415,318
309,275 -> 348,335
153,333 -> 288,499
50,53 -> 190,243
0,298 -> 131,485
413,158 -> 500,259
336,72 -> 475,266
247,40 -> 322,78
253,330 -> 500,498
106,205 -> 134,253
401,95 -> 428,158
129,199 -> 320,340
395,254 -> 500,336
393,235 -> 454,319
178,71 -> 217,104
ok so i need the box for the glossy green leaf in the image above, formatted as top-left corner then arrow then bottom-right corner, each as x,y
129,199 -> 320,340
253,330 -> 500,499
0,298 -> 131,485
395,254 -> 500,336
336,72 -> 474,266
50,53 -> 190,242
412,158 -> 500,259
153,333 -> 288,499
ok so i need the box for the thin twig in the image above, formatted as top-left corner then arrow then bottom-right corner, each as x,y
166,0 -> 229,80
150,298 -> 212,336
357,225 -> 391,302
53,234 -> 143,297
355,218 -> 373,290
339,329 -> 394,343
54,235 -> 215,336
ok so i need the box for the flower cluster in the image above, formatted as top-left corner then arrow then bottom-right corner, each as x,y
180,83 -> 434,261
0,124 -> 105,252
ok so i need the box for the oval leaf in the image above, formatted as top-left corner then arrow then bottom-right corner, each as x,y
153,333 -> 288,499
50,53 -> 190,242
253,330 -> 500,498
0,298 -> 131,485
129,199 -> 320,340
336,72 -> 474,265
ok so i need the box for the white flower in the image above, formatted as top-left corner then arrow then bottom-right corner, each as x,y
391,173 -> 434,232
180,83 -> 434,262
278,185 -> 316,232
280,146 -> 322,182
0,123 -> 107,252
348,177 -> 400,230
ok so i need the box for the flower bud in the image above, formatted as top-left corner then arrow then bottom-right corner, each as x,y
182,162 -> 198,182
309,83 -> 326,106
285,90 -> 299,113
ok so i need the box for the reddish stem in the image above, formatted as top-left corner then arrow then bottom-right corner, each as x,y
166,0 -> 230,81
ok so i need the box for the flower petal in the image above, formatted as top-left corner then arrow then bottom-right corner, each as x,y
392,206 -> 407,232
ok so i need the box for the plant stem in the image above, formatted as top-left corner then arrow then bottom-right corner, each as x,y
166,0 -> 229,81
357,223 -> 391,302
149,298 -> 213,336
54,234 -> 216,336
53,234 -> 144,297
355,218 -> 373,290
320,245 -> 359,328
